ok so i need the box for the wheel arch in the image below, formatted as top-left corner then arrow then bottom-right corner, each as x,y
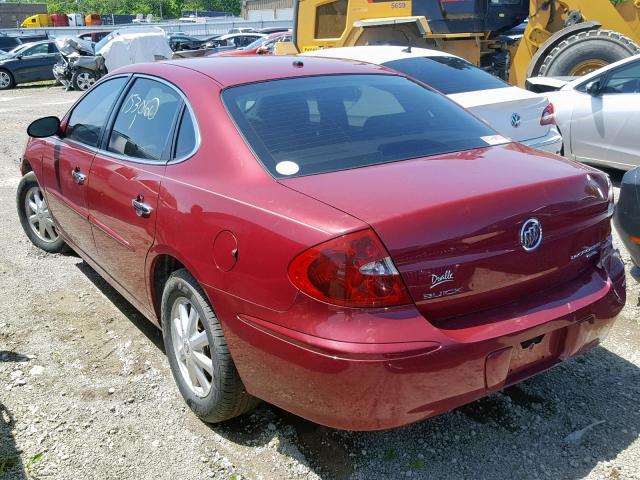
148,250 -> 188,323
527,21 -> 602,78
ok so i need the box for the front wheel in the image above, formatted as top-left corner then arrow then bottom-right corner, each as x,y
71,68 -> 97,91
16,172 -> 67,253
0,69 -> 15,90
161,269 -> 259,423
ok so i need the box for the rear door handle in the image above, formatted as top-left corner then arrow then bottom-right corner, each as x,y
71,168 -> 86,185
132,198 -> 152,217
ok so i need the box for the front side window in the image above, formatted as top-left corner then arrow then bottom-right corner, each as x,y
383,56 -> 507,95
108,78 -> 182,161
223,74 -> 496,178
315,0 -> 347,39
23,43 -> 49,56
602,61 -> 640,94
66,77 -> 128,147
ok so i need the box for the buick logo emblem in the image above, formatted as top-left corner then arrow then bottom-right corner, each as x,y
511,113 -> 521,128
520,218 -> 542,252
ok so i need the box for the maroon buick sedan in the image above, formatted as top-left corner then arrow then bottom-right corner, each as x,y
17,56 -> 625,430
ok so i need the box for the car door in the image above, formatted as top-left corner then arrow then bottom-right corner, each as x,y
41,76 -> 129,257
88,76 -> 183,310
9,43 -> 47,82
571,60 -> 640,169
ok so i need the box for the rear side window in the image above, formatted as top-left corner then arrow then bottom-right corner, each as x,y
174,109 -> 197,159
223,74 -> 497,178
66,77 -> 128,147
108,78 -> 182,161
383,56 -> 507,95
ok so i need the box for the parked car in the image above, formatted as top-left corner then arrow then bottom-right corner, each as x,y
614,167 -> 640,267
215,31 -> 291,56
54,28 -> 172,91
303,46 -> 563,155
167,33 -> 207,52
78,31 -> 112,43
203,33 -> 265,50
18,56 -> 624,430
530,54 -> 640,170
0,40 -> 60,90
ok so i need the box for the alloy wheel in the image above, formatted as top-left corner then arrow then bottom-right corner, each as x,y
24,186 -> 58,243
0,71 -> 11,89
170,297 -> 214,398
76,72 -> 95,90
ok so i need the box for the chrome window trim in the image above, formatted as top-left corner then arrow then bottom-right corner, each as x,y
102,73 -> 201,165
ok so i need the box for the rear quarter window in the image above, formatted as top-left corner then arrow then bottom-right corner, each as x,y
222,74 -> 497,178
383,56 -> 508,95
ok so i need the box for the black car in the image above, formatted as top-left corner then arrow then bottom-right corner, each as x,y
167,34 -> 207,51
614,167 -> 640,267
0,40 -> 60,90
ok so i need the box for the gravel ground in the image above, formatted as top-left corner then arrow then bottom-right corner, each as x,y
0,85 -> 639,480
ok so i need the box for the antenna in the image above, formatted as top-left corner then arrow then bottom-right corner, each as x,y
393,27 -> 412,53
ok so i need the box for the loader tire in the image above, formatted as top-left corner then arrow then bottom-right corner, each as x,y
538,29 -> 640,78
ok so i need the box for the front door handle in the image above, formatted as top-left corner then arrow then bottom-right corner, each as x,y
132,198 -> 152,217
71,168 -> 86,185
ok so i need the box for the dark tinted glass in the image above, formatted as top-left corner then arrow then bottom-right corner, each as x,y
384,56 -> 507,95
223,74 -> 497,178
174,109 -> 197,159
66,77 -> 127,147
603,60 -> 640,94
108,78 -> 182,161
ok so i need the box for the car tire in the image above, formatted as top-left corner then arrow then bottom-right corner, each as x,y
71,68 -> 97,91
0,69 -> 15,90
539,29 -> 640,77
16,172 -> 67,253
161,268 -> 260,423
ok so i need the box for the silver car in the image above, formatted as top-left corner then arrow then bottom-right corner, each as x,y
541,54 -> 640,170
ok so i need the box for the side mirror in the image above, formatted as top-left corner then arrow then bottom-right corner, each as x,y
256,46 -> 269,55
16,54 -> 23,60
27,116 -> 61,138
585,80 -> 602,96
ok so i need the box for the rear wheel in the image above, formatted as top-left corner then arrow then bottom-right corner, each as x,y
538,29 -> 640,77
16,172 -> 67,253
0,69 -> 15,90
161,269 -> 260,423
71,68 -> 97,91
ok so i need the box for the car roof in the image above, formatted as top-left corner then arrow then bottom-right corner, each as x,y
301,45 -> 457,64
136,55 -> 394,87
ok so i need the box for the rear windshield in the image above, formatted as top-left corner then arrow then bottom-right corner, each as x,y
383,56 -> 507,95
222,74 -> 497,178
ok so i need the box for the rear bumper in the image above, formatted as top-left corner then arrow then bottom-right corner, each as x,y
520,128 -> 563,154
212,255 -> 625,431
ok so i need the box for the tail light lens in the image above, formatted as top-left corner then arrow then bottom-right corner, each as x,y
540,103 -> 556,126
288,229 -> 411,308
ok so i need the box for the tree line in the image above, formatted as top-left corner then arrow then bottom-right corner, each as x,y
32,0 -> 242,18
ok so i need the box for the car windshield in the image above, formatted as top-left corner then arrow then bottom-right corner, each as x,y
243,37 -> 266,51
223,74 -> 498,178
94,32 -> 116,52
383,56 -> 508,95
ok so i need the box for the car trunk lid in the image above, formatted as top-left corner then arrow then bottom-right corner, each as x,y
280,144 -> 611,322
448,87 -> 551,143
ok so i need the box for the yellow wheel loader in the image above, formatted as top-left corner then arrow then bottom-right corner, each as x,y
286,0 -> 640,86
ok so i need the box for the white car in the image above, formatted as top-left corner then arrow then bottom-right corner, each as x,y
531,54 -> 640,170
302,46 -> 563,154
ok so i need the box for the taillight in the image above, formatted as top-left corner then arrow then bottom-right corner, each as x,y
288,229 -> 411,308
540,103 -> 556,126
